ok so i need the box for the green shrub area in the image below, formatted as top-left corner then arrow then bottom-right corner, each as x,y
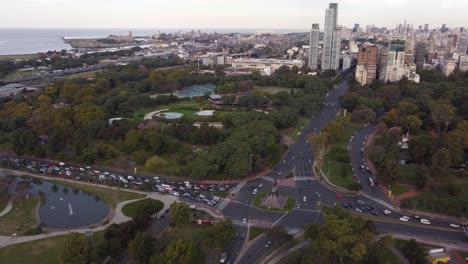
249,226 -> 267,241
122,198 -> 164,218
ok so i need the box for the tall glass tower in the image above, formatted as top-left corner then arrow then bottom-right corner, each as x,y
322,3 -> 341,70
309,23 -> 320,70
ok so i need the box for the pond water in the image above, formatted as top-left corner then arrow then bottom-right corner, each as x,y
174,83 -> 215,98
1,174 -> 109,229
156,112 -> 184,119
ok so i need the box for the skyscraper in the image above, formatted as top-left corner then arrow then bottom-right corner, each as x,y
322,3 -> 341,70
380,36 -> 420,83
424,24 -> 429,32
308,23 -> 320,70
353,23 -> 360,33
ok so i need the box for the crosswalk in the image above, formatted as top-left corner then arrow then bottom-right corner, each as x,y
262,176 -> 275,182
232,219 -> 248,227
361,193 -> 396,211
230,181 -> 247,193
216,198 -> 230,211
294,176 -> 315,181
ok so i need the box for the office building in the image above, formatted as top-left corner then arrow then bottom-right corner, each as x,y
322,3 -> 341,70
355,45 -> 378,86
415,42 -> 427,71
445,37 -> 454,58
441,24 -> 447,33
308,23 -> 320,70
405,36 -> 415,65
457,36 -> 468,55
353,23 -> 360,33
424,24 -> 429,31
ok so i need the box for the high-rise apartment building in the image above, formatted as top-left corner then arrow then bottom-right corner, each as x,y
405,35 -> 415,66
355,45 -> 378,86
353,23 -> 360,33
415,42 -> 427,71
424,24 -> 429,31
445,37 -> 454,58
322,3 -> 341,70
308,23 -> 320,70
459,55 -> 468,72
457,36 -> 468,55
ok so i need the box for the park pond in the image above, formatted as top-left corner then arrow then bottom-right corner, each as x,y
1,174 -> 109,229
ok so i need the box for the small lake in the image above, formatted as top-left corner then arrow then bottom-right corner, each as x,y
1,174 -> 109,229
174,83 -> 215,98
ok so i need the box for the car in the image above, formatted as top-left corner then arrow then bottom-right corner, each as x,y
252,189 -> 258,195
420,219 -> 431,225
220,252 -> 227,263
297,203 -> 301,208
265,241 -> 273,248
303,196 -> 307,202
372,211 -> 379,216
258,183 -> 264,188
449,224 -> 460,228
355,208 -> 363,213
242,218 -> 247,224
335,194 -> 343,199
399,217 -> 409,222
382,209 -> 392,215
315,192 -> 321,197
357,200 -> 365,205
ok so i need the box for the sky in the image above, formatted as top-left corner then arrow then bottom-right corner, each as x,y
1,0 -> 468,30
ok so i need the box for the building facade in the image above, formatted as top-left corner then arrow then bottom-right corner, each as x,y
355,45 -> 378,86
322,3 -> 341,70
308,23 -> 320,70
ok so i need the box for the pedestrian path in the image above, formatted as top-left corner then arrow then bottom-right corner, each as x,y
232,219 -> 248,227
361,193 -> 396,211
0,198 -> 13,218
216,198 -> 231,211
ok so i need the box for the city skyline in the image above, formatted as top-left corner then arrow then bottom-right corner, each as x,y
2,0 -> 468,29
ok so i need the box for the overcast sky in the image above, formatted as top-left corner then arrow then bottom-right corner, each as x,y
1,0 -> 468,29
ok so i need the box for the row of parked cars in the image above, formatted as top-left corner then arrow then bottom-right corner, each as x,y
0,156 -> 233,208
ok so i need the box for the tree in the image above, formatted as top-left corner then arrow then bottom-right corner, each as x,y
128,232 -> 155,264
323,122 -> 345,143
153,239 -> 193,264
170,202 -> 190,226
310,132 -> 330,160
132,150 -> 150,165
401,239 -> 427,264
401,115 -> 422,133
144,156 -> 167,173
351,107 -> 376,124
207,219 -> 235,248
60,233 -> 93,264
430,101 -> 454,132
431,148 -> 451,178
265,226 -> 293,244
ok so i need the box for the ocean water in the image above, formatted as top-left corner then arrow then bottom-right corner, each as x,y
0,28 -> 306,55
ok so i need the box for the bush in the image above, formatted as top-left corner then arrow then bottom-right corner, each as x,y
441,183 -> 462,196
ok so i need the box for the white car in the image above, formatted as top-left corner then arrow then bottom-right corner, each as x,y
297,203 -> 301,209
242,218 -> 247,224
420,219 -> 431,225
355,208 -> 363,213
382,209 -> 392,215
399,217 -> 409,222
449,224 -> 460,228
303,196 -> 307,202
252,189 -> 258,195
258,183 -> 264,188
219,252 -> 227,263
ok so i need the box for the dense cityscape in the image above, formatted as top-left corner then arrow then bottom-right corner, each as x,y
0,1 -> 467,264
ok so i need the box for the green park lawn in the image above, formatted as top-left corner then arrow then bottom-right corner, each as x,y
401,182 -> 468,216
322,115 -> 361,190
48,179 -> 142,209
391,184 -> 410,196
249,226 -> 266,241
0,197 -> 39,236
121,198 -> 164,218
252,192 -> 296,212
0,232 -> 105,264
254,86 -> 297,95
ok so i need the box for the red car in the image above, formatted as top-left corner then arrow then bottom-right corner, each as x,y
336,194 -> 343,199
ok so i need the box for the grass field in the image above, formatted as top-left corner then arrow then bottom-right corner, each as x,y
121,198 -> 163,218
391,184 -> 410,196
249,226 -> 266,241
0,54 -> 41,61
0,231 -> 105,264
252,192 -> 296,212
0,197 -> 39,236
48,180 -> 142,209
254,86 -> 297,95
322,115 -> 361,190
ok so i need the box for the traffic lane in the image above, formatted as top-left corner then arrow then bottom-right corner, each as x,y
237,235 -> 269,264
222,202 -> 284,224
225,225 -> 247,264
373,220 -> 468,243
276,209 -> 323,229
